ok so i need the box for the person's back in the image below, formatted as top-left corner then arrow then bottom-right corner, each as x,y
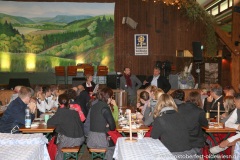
75,86 -> 90,117
47,94 -> 85,160
178,102 -> 208,148
152,109 -> 191,152
151,94 -> 191,152
48,107 -> 84,138
178,91 -> 208,156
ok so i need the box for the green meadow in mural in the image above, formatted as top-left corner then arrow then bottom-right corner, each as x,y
0,2 -> 115,72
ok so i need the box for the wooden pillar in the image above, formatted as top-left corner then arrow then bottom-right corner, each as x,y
231,0 -> 240,91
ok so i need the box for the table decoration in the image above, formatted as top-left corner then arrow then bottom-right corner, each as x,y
125,109 -> 137,142
217,102 -> 220,124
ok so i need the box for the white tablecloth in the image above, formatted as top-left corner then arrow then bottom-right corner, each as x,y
0,133 -> 50,160
113,137 -> 176,160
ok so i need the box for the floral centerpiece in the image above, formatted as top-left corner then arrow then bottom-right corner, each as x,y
178,63 -> 195,89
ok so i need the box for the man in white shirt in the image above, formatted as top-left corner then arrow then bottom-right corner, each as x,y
210,93 -> 240,153
37,85 -> 58,114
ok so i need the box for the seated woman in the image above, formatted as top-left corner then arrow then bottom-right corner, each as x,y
143,88 -> 164,126
220,96 -> 235,123
136,91 -> 150,115
87,87 -> 116,160
151,94 -> 195,158
82,74 -> 96,96
47,94 -> 85,160
62,88 -> 86,122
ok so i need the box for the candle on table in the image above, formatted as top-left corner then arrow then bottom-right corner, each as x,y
217,102 -> 220,124
129,110 -> 132,140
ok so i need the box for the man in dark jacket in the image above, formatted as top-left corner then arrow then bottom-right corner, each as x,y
0,87 -> 36,133
143,67 -> 171,93
178,91 -> 208,155
203,85 -> 224,118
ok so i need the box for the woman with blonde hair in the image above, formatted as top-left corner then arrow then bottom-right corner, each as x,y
143,88 -> 164,126
151,94 -> 195,158
220,96 -> 235,123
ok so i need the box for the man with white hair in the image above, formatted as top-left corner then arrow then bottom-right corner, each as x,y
8,85 -> 22,104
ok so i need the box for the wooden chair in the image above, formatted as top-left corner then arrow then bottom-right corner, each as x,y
55,66 -> 66,85
88,148 -> 107,160
96,66 -> 108,84
66,66 -> 77,85
77,63 -> 92,72
97,66 -> 108,76
84,66 -> 94,76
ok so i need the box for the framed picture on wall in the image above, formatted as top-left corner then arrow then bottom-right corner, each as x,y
205,63 -> 218,84
134,34 -> 148,56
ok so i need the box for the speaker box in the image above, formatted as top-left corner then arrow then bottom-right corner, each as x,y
107,75 -> 120,89
192,42 -> 203,62
8,78 -> 30,89
72,77 -> 85,87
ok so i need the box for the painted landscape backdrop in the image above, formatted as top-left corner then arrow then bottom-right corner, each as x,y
0,2 -> 115,72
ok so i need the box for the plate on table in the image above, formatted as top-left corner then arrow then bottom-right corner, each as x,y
34,118 -> 44,121
31,123 -> 39,127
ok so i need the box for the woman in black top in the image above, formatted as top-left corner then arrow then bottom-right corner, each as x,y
151,94 -> 197,159
82,74 -> 96,95
87,87 -> 116,160
47,94 -> 85,160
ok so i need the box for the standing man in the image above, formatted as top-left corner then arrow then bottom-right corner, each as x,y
120,67 -> 142,107
143,67 -> 171,93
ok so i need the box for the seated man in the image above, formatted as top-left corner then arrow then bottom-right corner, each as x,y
203,85 -> 224,118
143,67 -> 171,93
0,87 -> 36,133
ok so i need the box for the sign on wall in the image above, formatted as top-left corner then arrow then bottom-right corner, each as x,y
134,34 -> 148,56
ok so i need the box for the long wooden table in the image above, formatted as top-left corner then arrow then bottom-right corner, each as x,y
202,126 -> 236,133
116,123 -> 150,133
19,124 -> 55,133
202,125 -> 236,157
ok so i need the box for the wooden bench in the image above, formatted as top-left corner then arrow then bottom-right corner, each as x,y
88,148 -> 107,160
61,146 -> 80,160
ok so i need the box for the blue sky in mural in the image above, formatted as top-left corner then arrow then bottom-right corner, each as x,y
0,1 -> 115,18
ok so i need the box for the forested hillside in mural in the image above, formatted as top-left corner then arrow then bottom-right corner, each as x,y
0,2 -> 114,72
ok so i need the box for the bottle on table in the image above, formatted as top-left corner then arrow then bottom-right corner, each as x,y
25,107 -> 31,128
